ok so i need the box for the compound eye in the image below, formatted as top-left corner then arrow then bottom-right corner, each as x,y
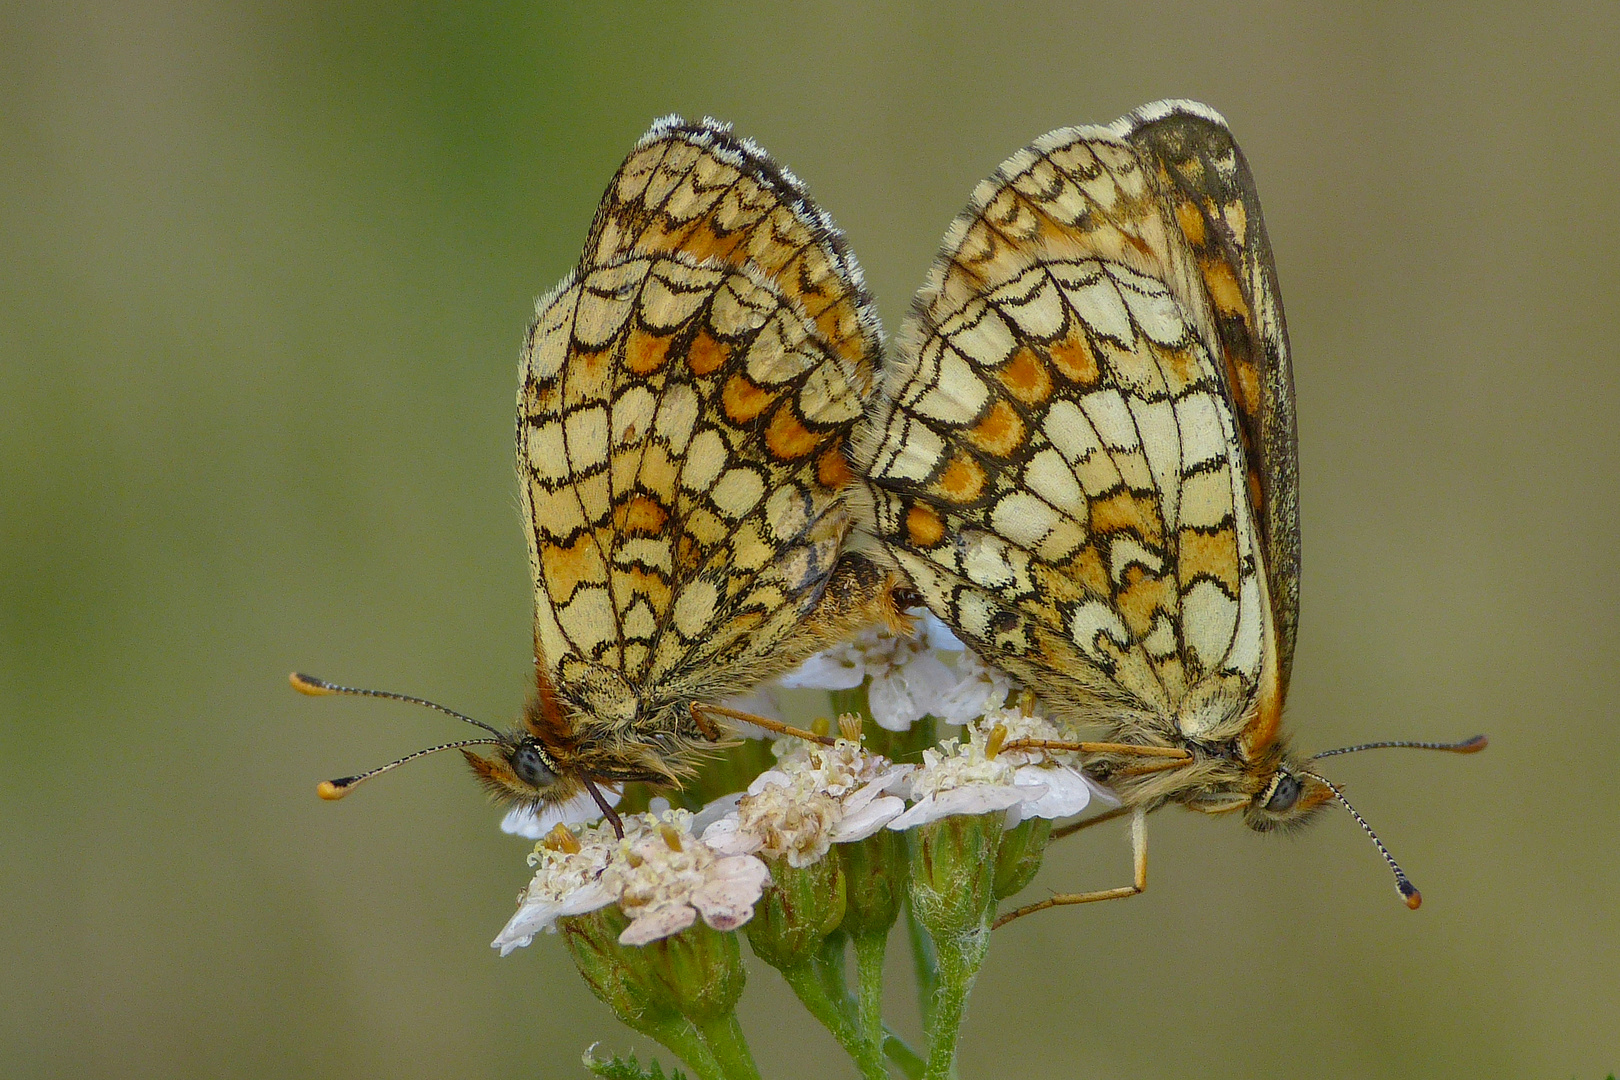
1263,772 -> 1303,813
510,742 -> 557,789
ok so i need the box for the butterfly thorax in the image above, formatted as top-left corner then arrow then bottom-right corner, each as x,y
1069,666 -> 1332,832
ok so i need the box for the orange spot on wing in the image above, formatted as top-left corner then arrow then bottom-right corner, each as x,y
1090,490 -> 1164,546
1202,258 -> 1249,321
765,405 -> 821,459
964,399 -> 1025,457
1115,567 -> 1176,637
906,502 -> 946,548
817,446 -> 854,490
624,329 -> 672,375
996,347 -> 1053,405
722,373 -> 776,424
935,453 -> 986,503
1048,333 -> 1100,387
541,534 -> 606,603
686,329 -> 728,376
613,565 -> 672,609
1175,198 -> 1207,247
1178,526 -> 1240,595
1228,350 -> 1262,415
1070,544 -> 1110,598
617,495 -> 669,535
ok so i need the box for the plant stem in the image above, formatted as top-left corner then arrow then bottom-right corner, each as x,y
694,1013 -> 764,1080
814,932 -> 851,1007
634,1015 -> 728,1080
853,930 -> 888,1058
882,1025 -> 927,1080
904,898 -> 939,1029
778,962 -> 889,1080
922,926 -> 986,1080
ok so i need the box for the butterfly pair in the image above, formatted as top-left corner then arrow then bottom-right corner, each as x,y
299,100 -> 1481,910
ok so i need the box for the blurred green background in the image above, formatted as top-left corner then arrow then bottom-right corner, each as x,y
3,2 -> 1617,1077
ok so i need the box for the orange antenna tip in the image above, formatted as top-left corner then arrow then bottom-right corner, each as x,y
291,672 -> 336,696
1455,735 -> 1488,753
317,778 -> 354,800
1401,883 -> 1422,910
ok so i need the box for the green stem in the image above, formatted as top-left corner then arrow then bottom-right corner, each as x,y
693,1013 -> 763,1080
905,898 -> 939,1029
922,929 -> 986,1080
853,930 -> 888,1059
814,931 -> 851,1007
778,963 -> 889,1080
630,1015 -> 728,1080
882,1025 -> 927,1080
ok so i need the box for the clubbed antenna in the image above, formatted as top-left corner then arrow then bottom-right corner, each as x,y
1313,734 -> 1486,759
317,738 -> 505,800
1304,770 -> 1422,909
291,672 -> 509,799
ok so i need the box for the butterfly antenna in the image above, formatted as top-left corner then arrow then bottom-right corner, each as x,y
1313,734 -> 1486,759
1303,770 -> 1422,909
290,672 -> 506,738
317,738 -> 506,800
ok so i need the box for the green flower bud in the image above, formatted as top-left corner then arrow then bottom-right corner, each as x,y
837,827 -> 907,936
992,816 -> 1051,899
907,811 -> 1002,941
559,907 -> 676,1030
745,854 -> 847,970
560,907 -> 746,1028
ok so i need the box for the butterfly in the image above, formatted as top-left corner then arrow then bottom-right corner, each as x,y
849,99 -> 1483,917
298,116 -> 909,836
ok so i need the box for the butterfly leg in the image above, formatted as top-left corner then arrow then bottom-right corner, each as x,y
1049,803 -> 1133,841
992,808 -> 1147,929
690,702 -> 838,746
1000,738 -> 1190,760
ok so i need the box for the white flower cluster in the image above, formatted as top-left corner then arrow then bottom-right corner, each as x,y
703,737 -> 910,867
779,613 -> 1012,730
889,707 -> 1116,830
493,628 -> 1123,955
493,810 -> 770,955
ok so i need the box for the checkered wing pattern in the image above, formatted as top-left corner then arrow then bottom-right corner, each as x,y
855,101 -> 1291,736
519,118 -> 881,781
584,116 -> 882,388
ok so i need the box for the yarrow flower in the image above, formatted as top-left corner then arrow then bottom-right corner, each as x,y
704,731 -> 910,867
500,784 -> 622,840
887,707 -> 1115,830
931,646 -> 1018,723
778,612 -> 966,730
492,810 -> 770,955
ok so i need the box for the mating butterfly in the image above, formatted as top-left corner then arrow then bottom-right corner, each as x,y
851,100 -> 1482,915
300,116 -> 907,834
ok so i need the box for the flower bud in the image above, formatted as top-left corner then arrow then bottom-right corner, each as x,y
559,907 -> 677,1029
745,854 -> 847,970
992,816 -> 1050,900
560,906 -> 746,1028
907,811 -> 1002,941
837,827 -> 906,936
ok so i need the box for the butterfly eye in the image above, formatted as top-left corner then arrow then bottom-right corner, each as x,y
511,741 -> 559,789
1263,772 -> 1303,813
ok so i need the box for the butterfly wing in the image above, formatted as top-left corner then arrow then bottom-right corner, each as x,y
583,116 -> 882,388
1123,102 -> 1300,695
519,118 -> 883,779
855,101 -> 1282,738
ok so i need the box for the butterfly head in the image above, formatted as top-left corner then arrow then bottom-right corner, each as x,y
1242,759 -> 1336,833
460,733 -> 578,807
295,671 -> 583,811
